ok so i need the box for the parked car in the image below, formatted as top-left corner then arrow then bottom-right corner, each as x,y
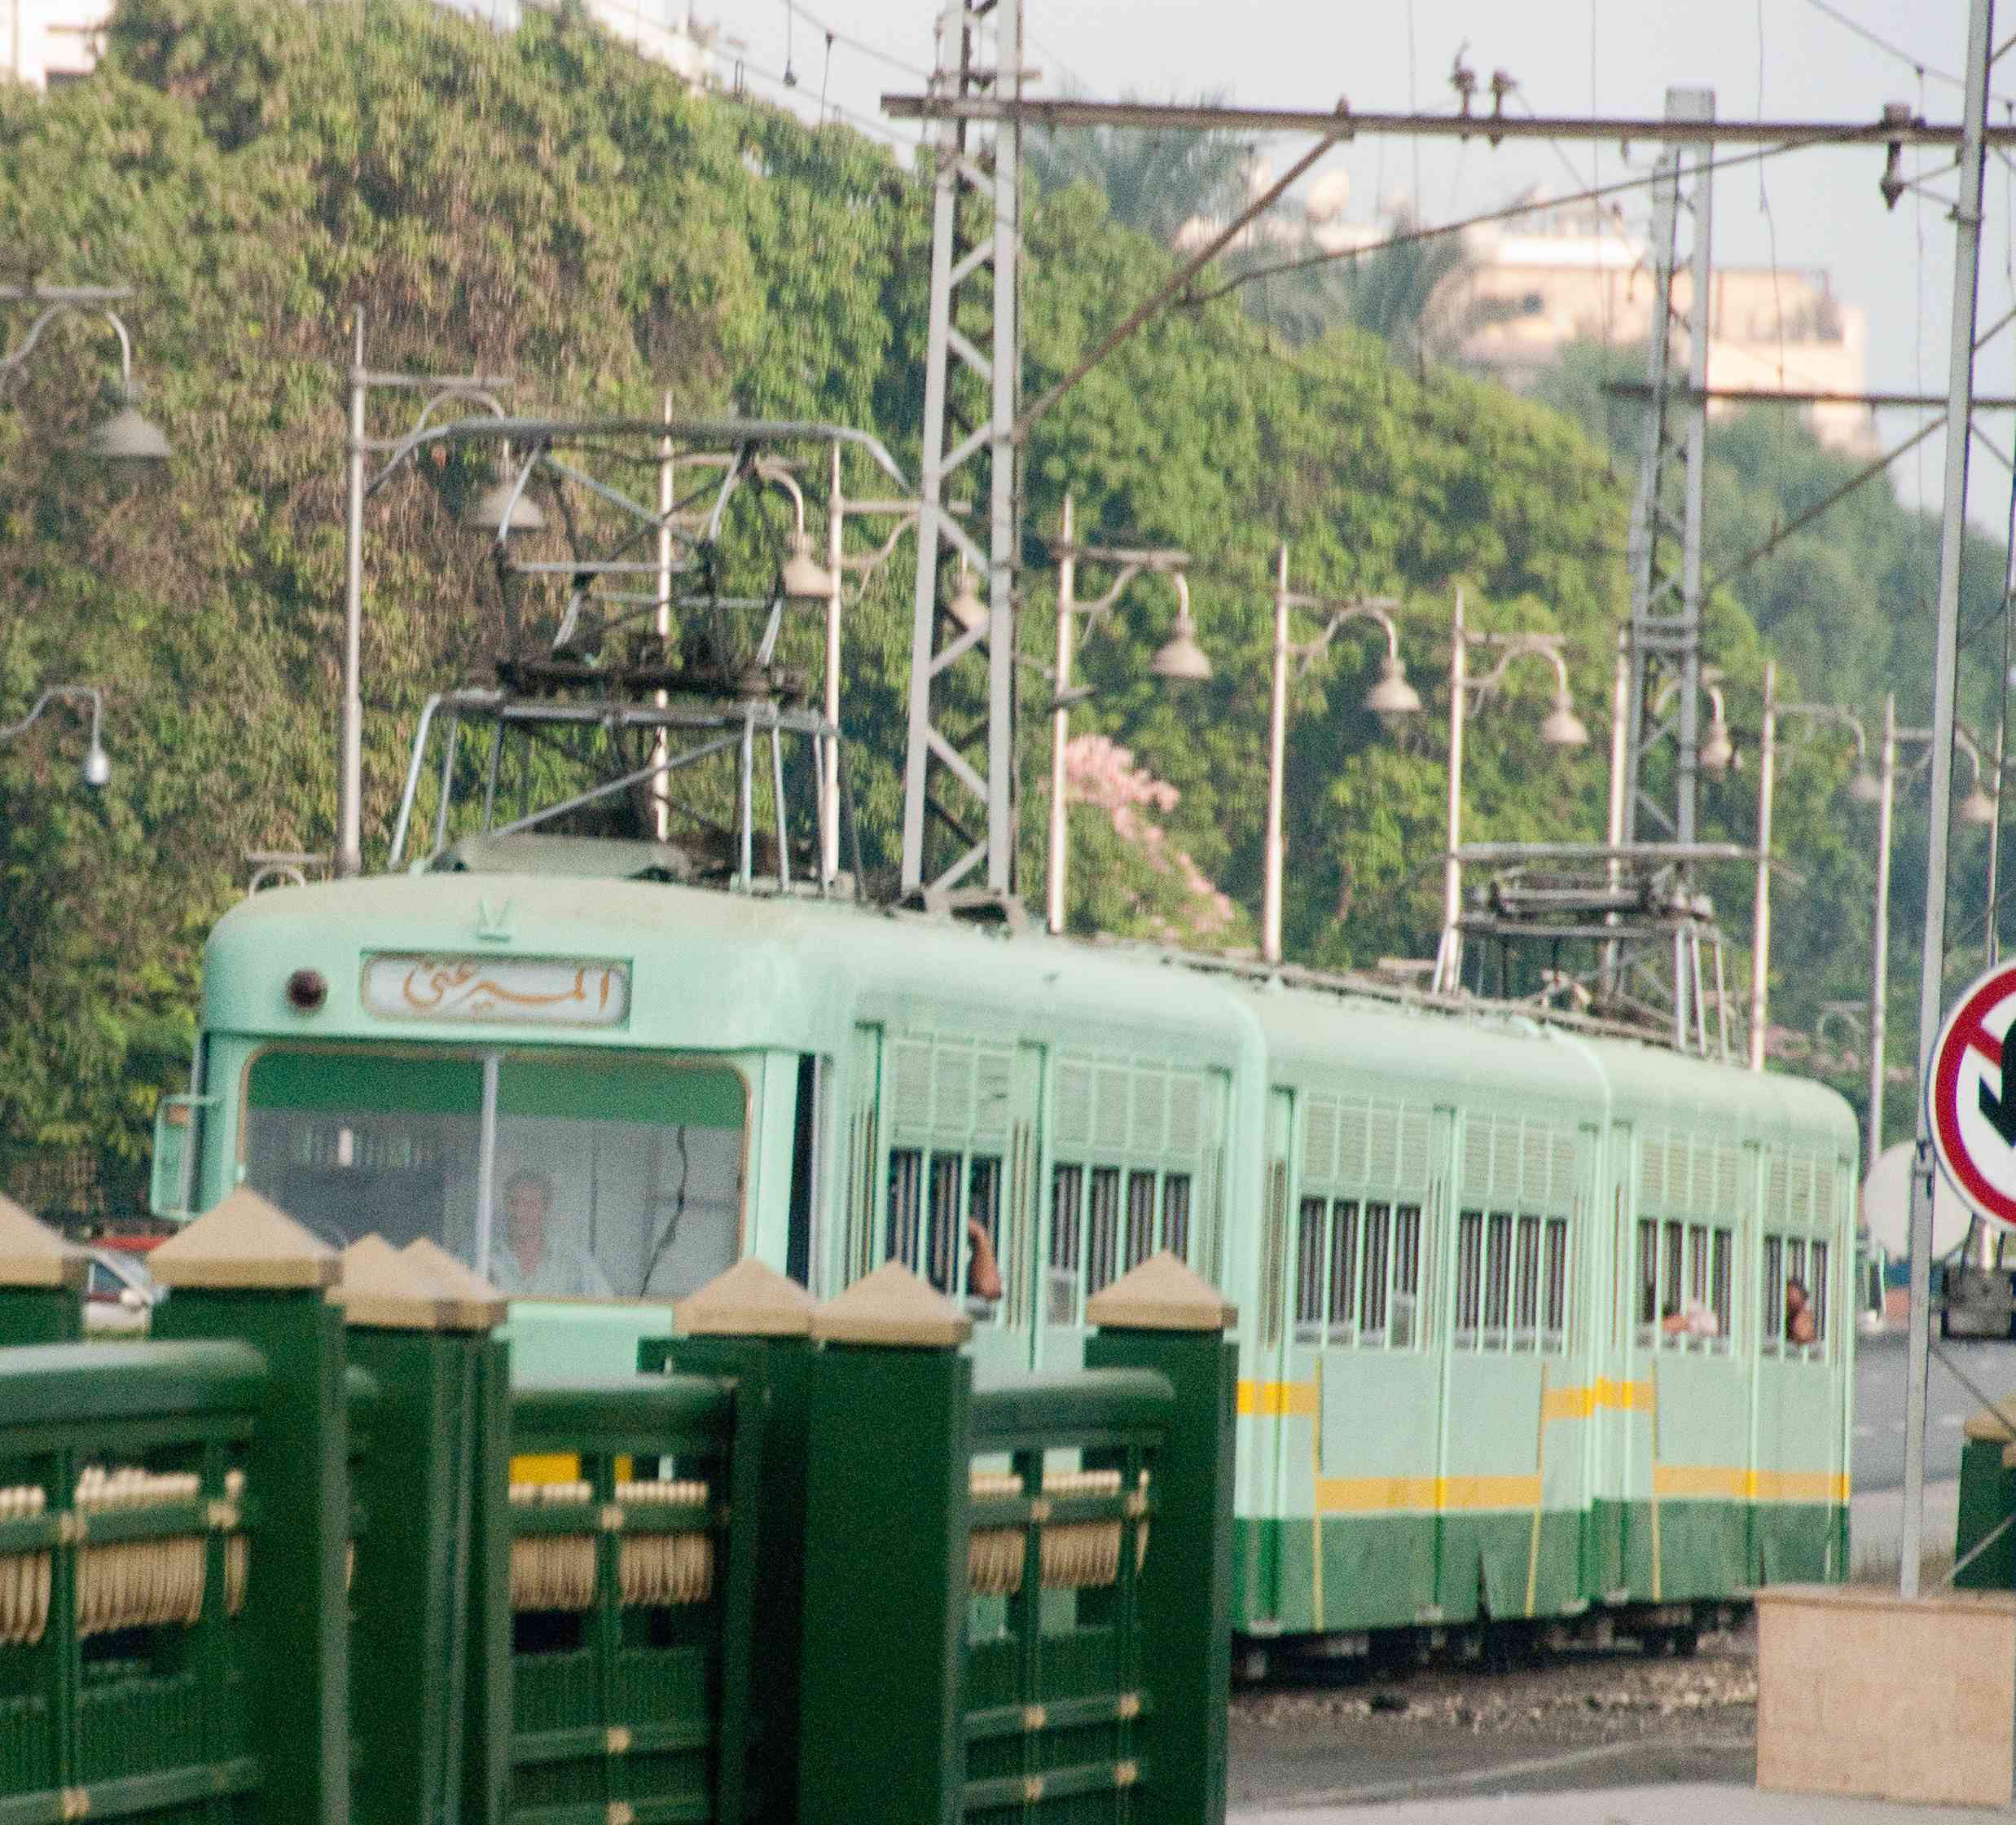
84,1247 -> 161,1335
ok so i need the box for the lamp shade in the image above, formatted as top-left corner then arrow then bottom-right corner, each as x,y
1539,693 -> 1589,749
1150,610 -> 1213,684
82,401 -> 171,464
1960,784 -> 2000,828
465,470 -> 545,534
781,531 -> 836,602
80,743 -> 112,789
1698,717 -> 1736,776
1848,766 -> 1884,806
945,569 -> 988,633
1364,654 -> 1421,716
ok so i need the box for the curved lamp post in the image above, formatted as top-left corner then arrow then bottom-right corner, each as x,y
1433,595 -> 1587,994
1263,544 -> 1419,965
0,686 -> 110,789
1,284 -> 173,464
1045,494 -> 1210,935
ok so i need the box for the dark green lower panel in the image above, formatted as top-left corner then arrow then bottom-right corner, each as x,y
1235,1501 -> 1847,1636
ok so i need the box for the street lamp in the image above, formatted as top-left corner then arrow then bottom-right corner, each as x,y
1263,544 -> 1417,964
1,284 -> 172,464
1432,592 -> 1586,994
1044,494 -> 1207,935
0,686 -> 111,790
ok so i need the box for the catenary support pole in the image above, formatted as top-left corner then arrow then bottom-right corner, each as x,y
1601,631 -> 1630,1001
824,438 -> 843,882
1435,587 -> 1466,993
339,311 -> 367,878
1263,545 -> 1291,966
1904,0 -> 1995,1602
1047,494 -> 1074,936
1869,693 -> 1896,1169
1750,660 -> 1777,1071
655,391 -> 674,845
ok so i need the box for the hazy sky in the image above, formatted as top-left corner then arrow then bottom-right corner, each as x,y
725,0 -> 2016,524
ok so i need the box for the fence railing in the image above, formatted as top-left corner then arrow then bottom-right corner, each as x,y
0,1194 -> 1236,1825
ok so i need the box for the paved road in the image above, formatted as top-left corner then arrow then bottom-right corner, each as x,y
1854,1332 -> 2016,1492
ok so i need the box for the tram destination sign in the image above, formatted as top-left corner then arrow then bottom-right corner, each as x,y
360,953 -> 631,1028
1928,960 -> 2016,1228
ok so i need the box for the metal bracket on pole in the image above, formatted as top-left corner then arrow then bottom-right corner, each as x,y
900,0 -> 1024,900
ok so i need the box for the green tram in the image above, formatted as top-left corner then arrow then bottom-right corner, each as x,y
153,842 -> 1856,1660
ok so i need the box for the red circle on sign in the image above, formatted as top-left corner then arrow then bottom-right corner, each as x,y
1928,965 -> 2016,1228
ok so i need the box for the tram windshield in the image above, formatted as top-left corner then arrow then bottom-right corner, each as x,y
240,1048 -> 746,1299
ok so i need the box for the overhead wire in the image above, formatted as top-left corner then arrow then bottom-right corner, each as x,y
784,0 -> 932,82
1184,131 -> 1843,309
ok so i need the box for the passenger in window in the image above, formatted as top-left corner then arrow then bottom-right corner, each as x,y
489,1170 -> 613,1299
1661,1299 -> 1719,1338
1784,1278 -> 1818,1345
967,1216 -> 1003,1303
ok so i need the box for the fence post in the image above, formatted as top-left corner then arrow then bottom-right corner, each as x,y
150,1189 -> 349,1825
0,1195 -> 85,1344
403,1239 -> 517,1825
799,1264 -> 973,1825
654,1257 -> 819,1825
336,1234 -> 508,1825
1086,1253 -> 1238,1825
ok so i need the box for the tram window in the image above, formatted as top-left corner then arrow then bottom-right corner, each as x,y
1087,1168 -> 1122,1298
1808,1242 -> 1829,1345
786,1055 -> 817,1290
245,1048 -> 749,1301
1049,1164 -> 1083,1325
1662,1222 -> 1684,1326
1363,1204 -> 1392,1338
1688,1224 -> 1709,1305
1391,1204 -> 1423,1348
1329,1201 -> 1361,1343
1542,1216 -> 1569,1348
1636,1218 -> 1659,1330
1296,1197 -> 1328,1334
1162,1174 -> 1192,1260
1456,1211 -> 1484,1344
924,1154 -> 962,1294
1125,1172 -> 1157,1273
1711,1228 -> 1733,1342
887,1150 -> 924,1273
1510,1215 -> 1541,1348
1761,1234 -> 1784,1356
1482,1212 -> 1513,1343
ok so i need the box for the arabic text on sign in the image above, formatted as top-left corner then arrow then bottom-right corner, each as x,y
359,954 -> 631,1028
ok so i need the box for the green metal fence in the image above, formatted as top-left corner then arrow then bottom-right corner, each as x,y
0,1196 -> 1235,1825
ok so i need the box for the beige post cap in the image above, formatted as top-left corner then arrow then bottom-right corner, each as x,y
811,1261 -> 973,1348
401,1239 -> 509,1332
1086,1251 -> 1237,1332
1965,1396 -> 2016,1443
150,1189 -> 339,1291
677,1257 -> 818,1338
332,1234 -> 457,1330
0,1194 -> 87,1291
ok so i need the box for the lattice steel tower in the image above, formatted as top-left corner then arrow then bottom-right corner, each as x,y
898,0 -> 1026,900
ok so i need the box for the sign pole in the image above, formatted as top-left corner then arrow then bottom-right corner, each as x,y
1903,0 -> 1995,1602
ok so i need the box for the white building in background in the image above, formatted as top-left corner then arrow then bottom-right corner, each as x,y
1,0 -> 112,88
2,0 -> 723,90
1429,192 -> 1878,458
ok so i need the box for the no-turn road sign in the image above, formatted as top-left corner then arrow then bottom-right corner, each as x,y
1928,961 -> 2016,1228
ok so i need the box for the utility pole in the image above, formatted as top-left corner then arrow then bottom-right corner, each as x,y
899,0 -> 1024,901
1902,0 -> 1995,1602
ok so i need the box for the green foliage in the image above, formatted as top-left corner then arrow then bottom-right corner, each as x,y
1022,94 -> 1252,247
0,0 -> 1848,1208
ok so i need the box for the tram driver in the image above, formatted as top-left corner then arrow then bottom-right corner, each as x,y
489,1168 -> 615,1299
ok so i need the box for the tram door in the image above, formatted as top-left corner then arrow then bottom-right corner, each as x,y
1244,1087 -> 1297,1628
1595,1121 -> 1638,1598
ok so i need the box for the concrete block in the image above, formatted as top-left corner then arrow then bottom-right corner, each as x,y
1756,1583 -> 2016,1809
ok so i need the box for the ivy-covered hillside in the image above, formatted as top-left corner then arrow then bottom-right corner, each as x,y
0,0 -> 1856,1208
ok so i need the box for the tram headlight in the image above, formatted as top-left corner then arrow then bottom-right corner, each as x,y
285,968 -> 328,1014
